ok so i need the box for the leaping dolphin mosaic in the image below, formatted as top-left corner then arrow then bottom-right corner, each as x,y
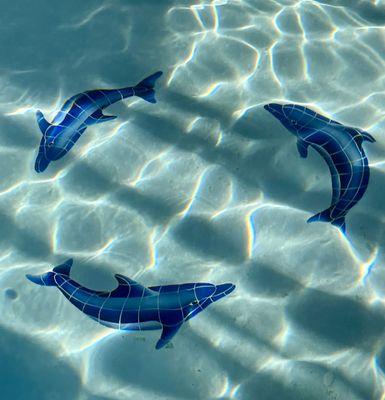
34,71 -> 163,173
264,103 -> 375,234
26,259 -> 235,349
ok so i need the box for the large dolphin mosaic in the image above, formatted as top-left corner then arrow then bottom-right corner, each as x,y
26,259 -> 235,349
34,71 -> 163,173
264,103 -> 375,234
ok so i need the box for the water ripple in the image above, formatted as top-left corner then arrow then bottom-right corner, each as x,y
1,0 -> 385,399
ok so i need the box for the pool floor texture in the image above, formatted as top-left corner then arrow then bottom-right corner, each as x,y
1,1 -> 385,399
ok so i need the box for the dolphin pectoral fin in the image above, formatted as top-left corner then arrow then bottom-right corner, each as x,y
156,324 -> 182,350
36,110 -> 51,135
86,109 -> 117,125
297,139 -> 308,158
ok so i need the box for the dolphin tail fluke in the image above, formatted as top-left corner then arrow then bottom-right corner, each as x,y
134,71 -> 163,104
26,259 -> 74,287
307,208 -> 332,225
53,258 -> 73,275
331,217 -> 346,234
26,271 -> 56,286
307,209 -> 346,233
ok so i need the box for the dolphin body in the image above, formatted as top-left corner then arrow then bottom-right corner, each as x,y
34,71 -> 163,173
264,103 -> 375,233
26,259 -> 235,349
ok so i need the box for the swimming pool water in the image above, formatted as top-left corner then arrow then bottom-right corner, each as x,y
1,1 -> 385,399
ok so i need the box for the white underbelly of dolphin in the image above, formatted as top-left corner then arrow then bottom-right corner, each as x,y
91,318 -> 162,331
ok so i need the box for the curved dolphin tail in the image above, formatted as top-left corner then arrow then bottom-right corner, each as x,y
26,259 -> 73,287
307,209 -> 346,234
134,71 -> 163,104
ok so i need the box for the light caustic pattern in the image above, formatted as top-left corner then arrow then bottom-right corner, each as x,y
1,0 -> 385,399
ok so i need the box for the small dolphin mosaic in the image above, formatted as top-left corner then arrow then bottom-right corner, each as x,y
35,71 -> 162,172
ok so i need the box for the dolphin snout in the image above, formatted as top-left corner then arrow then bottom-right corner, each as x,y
212,283 -> 236,301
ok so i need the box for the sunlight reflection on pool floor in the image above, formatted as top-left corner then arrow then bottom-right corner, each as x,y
1,0 -> 385,399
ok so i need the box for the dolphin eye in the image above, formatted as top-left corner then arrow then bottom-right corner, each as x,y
291,120 -> 297,125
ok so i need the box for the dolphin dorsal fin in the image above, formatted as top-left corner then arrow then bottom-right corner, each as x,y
341,126 -> 375,145
110,274 -> 154,298
53,258 -> 73,276
360,130 -> 375,143
36,110 -> 51,135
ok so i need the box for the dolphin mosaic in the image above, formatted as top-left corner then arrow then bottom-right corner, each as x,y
264,103 -> 375,234
34,71 -> 163,173
26,259 -> 235,349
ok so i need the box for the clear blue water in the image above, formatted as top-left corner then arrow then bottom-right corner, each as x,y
1,0 -> 385,399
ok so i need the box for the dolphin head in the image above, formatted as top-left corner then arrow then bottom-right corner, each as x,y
210,283 -> 236,302
181,282 -> 236,322
34,126 -> 61,172
44,138 -> 55,155
264,103 -> 311,135
195,282 -> 235,303
43,130 -> 66,161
